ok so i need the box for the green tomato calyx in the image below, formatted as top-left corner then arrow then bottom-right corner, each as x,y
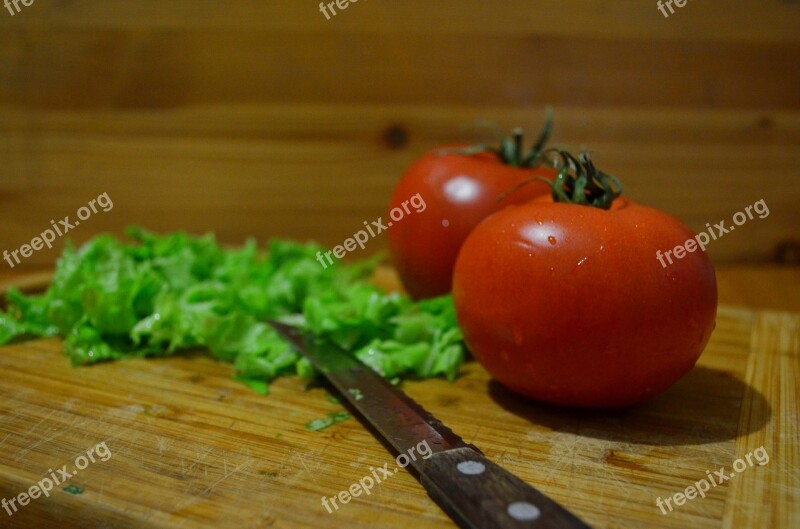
444,106 -> 554,168
499,148 -> 623,210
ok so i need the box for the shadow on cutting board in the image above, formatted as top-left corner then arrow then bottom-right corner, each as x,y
487,366 -> 770,446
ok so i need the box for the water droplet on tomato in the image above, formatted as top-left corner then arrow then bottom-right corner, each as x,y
547,236 -> 557,245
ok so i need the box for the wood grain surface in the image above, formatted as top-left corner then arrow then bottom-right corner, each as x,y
1,1 -> 799,267
0,293 -> 797,527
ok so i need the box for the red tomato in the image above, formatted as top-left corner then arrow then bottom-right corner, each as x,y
387,152 -> 553,299
452,193 -> 718,408
387,115 -> 558,299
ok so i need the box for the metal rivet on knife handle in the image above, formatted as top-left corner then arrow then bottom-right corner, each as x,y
419,447 -> 593,529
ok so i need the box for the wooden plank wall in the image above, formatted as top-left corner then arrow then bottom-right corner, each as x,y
0,0 -> 798,268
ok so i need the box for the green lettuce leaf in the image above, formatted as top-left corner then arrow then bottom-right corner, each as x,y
0,227 -> 467,393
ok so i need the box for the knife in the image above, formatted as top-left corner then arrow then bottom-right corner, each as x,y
268,321 -> 593,529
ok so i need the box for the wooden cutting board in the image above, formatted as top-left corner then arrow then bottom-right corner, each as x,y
0,303 -> 797,529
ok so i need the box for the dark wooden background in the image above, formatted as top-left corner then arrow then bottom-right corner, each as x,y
1,0 -> 798,268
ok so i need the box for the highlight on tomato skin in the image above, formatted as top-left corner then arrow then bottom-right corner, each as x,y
387,109 -> 557,300
451,154 -> 718,409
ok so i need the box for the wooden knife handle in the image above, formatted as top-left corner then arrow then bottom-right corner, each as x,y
419,447 -> 592,529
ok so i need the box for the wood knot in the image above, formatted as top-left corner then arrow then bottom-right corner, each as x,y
774,240 -> 800,264
382,124 -> 409,149
757,115 -> 774,130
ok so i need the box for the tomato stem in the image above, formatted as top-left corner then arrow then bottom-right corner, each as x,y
510,128 -> 524,165
443,106 -> 554,168
498,148 -> 623,209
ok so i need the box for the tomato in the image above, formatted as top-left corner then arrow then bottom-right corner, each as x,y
387,112 -> 556,299
452,153 -> 717,408
387,153 -> 553,299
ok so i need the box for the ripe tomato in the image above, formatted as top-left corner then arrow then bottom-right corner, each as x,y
452,154 -> 717,408
387,111 -> 556,299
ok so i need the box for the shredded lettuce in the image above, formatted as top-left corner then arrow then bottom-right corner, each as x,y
305,411 -> 351,432
0,227 -> 466,392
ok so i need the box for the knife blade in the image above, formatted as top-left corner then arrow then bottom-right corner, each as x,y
268,320 -> 593,529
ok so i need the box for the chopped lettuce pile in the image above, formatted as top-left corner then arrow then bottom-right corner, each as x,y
0,227 -> 466,392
